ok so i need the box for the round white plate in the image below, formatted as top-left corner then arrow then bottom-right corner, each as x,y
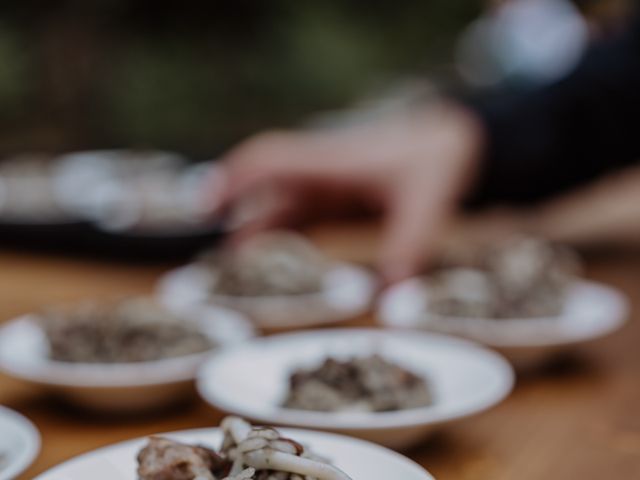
35,426 -> 433,480
0,305 -> 255,412
0,405 -> 40,480
196,329 -> 514,449
378,278 -> 629,366
158,263 -> 377,329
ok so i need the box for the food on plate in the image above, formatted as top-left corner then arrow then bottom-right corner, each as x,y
0,154 -> 68,221
137,416 -> 352,480
428,236 -> 580,319
283,355 -> 432,412
39,298 -> 213,363
199,232 -> 329,296
53,149 -> 211,233
99,163 -> 211,233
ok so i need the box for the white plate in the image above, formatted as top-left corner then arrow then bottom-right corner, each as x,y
378,278 -> 629,367
35,426 -> 433,480
0,305 -> 255,413
0,405 -> 40,480
196,329 -> 514,449
158,263 -> 377,329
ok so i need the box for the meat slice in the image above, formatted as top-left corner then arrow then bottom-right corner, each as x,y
137,436 -> 229,480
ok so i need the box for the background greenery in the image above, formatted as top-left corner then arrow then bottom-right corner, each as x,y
0,1 -> 480,157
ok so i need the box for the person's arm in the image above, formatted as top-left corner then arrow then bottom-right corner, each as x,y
471,13 -> 640,203
215,103 -> 484,283
214,12 -> 640,282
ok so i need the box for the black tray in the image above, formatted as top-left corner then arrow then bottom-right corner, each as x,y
0,219 -> 227,262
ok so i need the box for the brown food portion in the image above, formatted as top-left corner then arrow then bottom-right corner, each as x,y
428,236 -> 580,319
137,436 -> 230,480
199,232 -> 329,297
41,298 -> 213,363
284,355 -> 433,412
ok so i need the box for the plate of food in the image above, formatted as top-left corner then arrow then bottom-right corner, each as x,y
378,237 -> 629,367
0,153 -> 91,249
158,231 -> 377,329
53,149 -> 188,228
0,405 -> 40,480
53,150 -> 225,259
35,416 -> 433,480
0,297 -> 254,412
196,329 -> 514,449
0,153 -> 76,225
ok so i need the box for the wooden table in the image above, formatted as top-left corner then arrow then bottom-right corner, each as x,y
1,237 -> 639,480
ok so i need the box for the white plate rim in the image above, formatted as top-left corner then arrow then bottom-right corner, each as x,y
0,405 -> 41,480
157,262 -> 377,328
34,426 -> 434,480
0,304 -> 255,388
196,328 -> 515,431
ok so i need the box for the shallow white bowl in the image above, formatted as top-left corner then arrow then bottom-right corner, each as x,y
0,405 -> 40,480
196,329 -> 514,449
378,278 -> 629,368
158,263 -> 377,329
35,426 -> 433,480
0,305 -> 255,413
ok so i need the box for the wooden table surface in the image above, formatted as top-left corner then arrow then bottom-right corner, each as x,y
1,235 -> 640,480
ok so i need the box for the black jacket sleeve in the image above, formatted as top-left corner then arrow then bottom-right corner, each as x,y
470,13 -> 640,204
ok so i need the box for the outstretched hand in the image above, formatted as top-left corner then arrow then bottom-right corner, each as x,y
215,103 -> 485,283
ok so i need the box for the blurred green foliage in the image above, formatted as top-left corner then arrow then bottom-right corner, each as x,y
0,23 -> 29,116
0,1 -> 479,156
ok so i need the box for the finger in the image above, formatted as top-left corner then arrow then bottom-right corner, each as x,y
379,175 -> 457,284
219,132 -> 305,208
229,195 -> 301,246
199,162 -> 229,216
218,132 -> 355,210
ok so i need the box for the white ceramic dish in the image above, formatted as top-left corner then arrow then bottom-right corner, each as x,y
378,278 -> 629,367
0,305 -> 254,413
0,405 -> 40,480
158,263 -> 377,329
35,426 -> 433,480
196,329 -> 514,449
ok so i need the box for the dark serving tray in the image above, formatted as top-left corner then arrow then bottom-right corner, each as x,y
0,219 -> 227,262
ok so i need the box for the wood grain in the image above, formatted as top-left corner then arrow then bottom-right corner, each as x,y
1,234 -> 639,480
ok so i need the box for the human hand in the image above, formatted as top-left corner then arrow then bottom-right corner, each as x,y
216,102 -> 485,283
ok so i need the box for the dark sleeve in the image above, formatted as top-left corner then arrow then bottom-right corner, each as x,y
470,13 -> 640,204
